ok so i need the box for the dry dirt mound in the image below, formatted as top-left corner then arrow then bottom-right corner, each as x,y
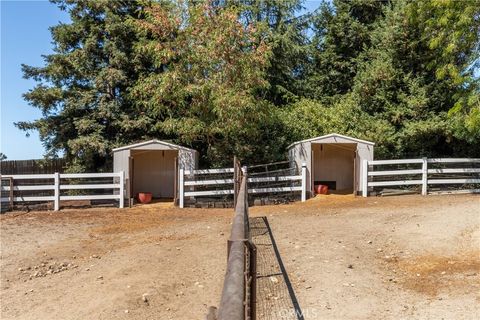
391,251 -> 480,296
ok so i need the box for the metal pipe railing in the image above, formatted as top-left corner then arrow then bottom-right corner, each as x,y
230,167 -> 248,242
216,165 -> 255,320
217,240 -> 246,320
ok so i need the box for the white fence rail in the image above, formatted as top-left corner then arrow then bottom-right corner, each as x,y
179,164 -> 307,208
1,172 -> 124,210
362,158 -> 480,197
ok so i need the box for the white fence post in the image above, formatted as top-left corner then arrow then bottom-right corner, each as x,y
422,157 -> 428,196
301,162 -> 307,202
362,160 -> 368,197
119,171 -> 125,208
54,172 -> 60,211
179,168 -> 184,208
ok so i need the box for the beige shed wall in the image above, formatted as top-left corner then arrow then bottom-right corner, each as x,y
131,150 -> 177,198
113,149 -> 130,173
113,149 -> 131,198
287,135 -> 374,196
356,143 -> 374,193
113,141 -> 198,201
288,142 -> 312,193
312,143 -> 355,191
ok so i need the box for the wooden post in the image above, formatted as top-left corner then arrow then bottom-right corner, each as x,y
362,160 -> 368,197
242,166 -> 248,193
422,157 -> 428,196
301,162 -> 307,202
54,172 -> 60,211
179,168 -> 184,208
119,171 -> 125,208
126,179 -> 131,208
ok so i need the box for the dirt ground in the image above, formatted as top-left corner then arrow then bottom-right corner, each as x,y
262,194 -> 480,320
0,203 -> 232,320
1,194 -> 479,320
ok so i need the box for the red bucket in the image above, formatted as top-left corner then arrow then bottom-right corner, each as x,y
137,192 -> 152,204
314,184 -> 328,195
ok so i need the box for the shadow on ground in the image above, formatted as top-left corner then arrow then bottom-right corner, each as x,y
250,216 -> 304,320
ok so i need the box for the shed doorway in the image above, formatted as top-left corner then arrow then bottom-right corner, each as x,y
311,143 -> 357,194
130,150 -> 178,199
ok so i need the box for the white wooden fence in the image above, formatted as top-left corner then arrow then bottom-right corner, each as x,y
362,158 -> 480,197
0,172 -> 124,210
179,164 -> 307,208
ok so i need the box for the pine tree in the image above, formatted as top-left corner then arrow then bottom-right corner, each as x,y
282,0 -> 480,158
350,0 -> 480,157
17,0 -> 480,168
410,0 -> 480,143
304,0 -> 387,102
233,0 -> 310,105
17,0 -> 146,172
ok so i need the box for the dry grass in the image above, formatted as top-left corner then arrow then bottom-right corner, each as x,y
89,212 -> 172,235
394,251 -> 480,296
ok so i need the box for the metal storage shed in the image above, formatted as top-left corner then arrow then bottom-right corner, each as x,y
113,140 -> 198,203
287,133 -> 374,196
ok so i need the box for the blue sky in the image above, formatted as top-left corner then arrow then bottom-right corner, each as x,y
0,1 -> 322,160
1,0 -> 70,160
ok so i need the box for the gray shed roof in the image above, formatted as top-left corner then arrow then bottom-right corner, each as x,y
287,133 -> 375,149
112,139 -> 196,153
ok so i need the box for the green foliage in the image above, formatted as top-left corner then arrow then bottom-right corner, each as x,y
18,0 -> 147,171
236,0 -> 310,105
303,0 -> 387,101
131,1 -> 273,166
410,0 -> 480,142
283,0 -> 480,159
17,0 -> 480,170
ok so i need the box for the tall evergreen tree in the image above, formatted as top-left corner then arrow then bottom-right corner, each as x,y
16,0 -> 480,169
304,0 -> 387,102
18,0 -> 146,172
234,0 -> 310,105
350,0 -> 480,157
283,0 -> 480,158
409,0 -> 480,143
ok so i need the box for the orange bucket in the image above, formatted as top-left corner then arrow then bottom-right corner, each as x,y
314,184 -> 328,195
137,192 -> 152,204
